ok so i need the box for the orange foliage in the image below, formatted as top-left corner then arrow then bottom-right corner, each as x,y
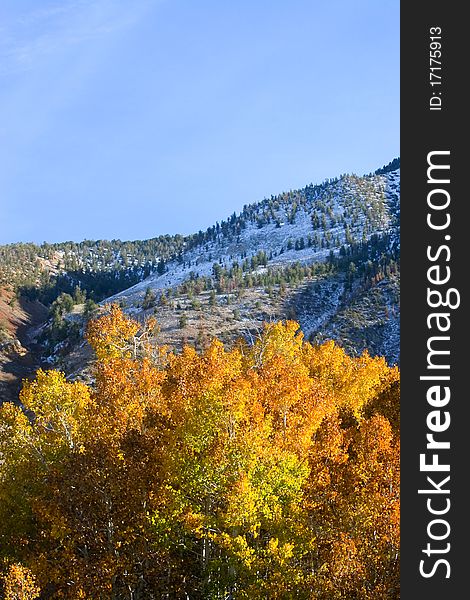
1,564 -> 40,600
0,306 -> 399,599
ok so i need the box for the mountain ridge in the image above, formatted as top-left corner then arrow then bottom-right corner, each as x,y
108,168 -> 399,307
0,159 -> 400,404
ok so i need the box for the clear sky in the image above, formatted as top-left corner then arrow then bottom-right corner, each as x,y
0,0 -> 399,245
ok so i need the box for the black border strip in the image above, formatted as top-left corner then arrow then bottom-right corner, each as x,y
401,2 -> 466,596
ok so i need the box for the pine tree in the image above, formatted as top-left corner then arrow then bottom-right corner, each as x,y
209,290 -> 217,307
143,287 -> 157,310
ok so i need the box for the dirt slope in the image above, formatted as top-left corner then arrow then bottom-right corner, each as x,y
0,287 -> 48,404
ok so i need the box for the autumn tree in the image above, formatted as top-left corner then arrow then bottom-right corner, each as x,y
0,564 -> 40,600
0,306 -> 399,599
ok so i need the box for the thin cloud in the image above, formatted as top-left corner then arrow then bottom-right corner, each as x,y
0,0 -> 155,76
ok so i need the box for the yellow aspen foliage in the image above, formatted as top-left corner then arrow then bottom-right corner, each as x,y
86,303 -> 140,360
0,306 -> 400,599
20,369 -> 93,451
0,564 -> 40,600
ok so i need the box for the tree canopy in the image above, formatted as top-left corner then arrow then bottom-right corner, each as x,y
0,306 -> 399,599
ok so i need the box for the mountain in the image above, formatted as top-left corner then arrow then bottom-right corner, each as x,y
111,170 -> 399,302
0,159 -> 400,403
104,164 -> 399,362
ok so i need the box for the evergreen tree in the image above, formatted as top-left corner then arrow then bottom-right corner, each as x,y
209,290 -> 217,307
143,287 -> 157,310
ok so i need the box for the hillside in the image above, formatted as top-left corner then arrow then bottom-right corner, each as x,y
0,160 -> 400,402
103,165 -> 399,362
110,169 -> 399,302
0,159 -> 399,301
0,287 -> 48,404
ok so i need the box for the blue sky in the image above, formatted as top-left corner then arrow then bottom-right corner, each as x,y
0,0 -> 399,245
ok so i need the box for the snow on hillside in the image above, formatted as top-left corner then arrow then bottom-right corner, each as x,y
108,170 -> 399,307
